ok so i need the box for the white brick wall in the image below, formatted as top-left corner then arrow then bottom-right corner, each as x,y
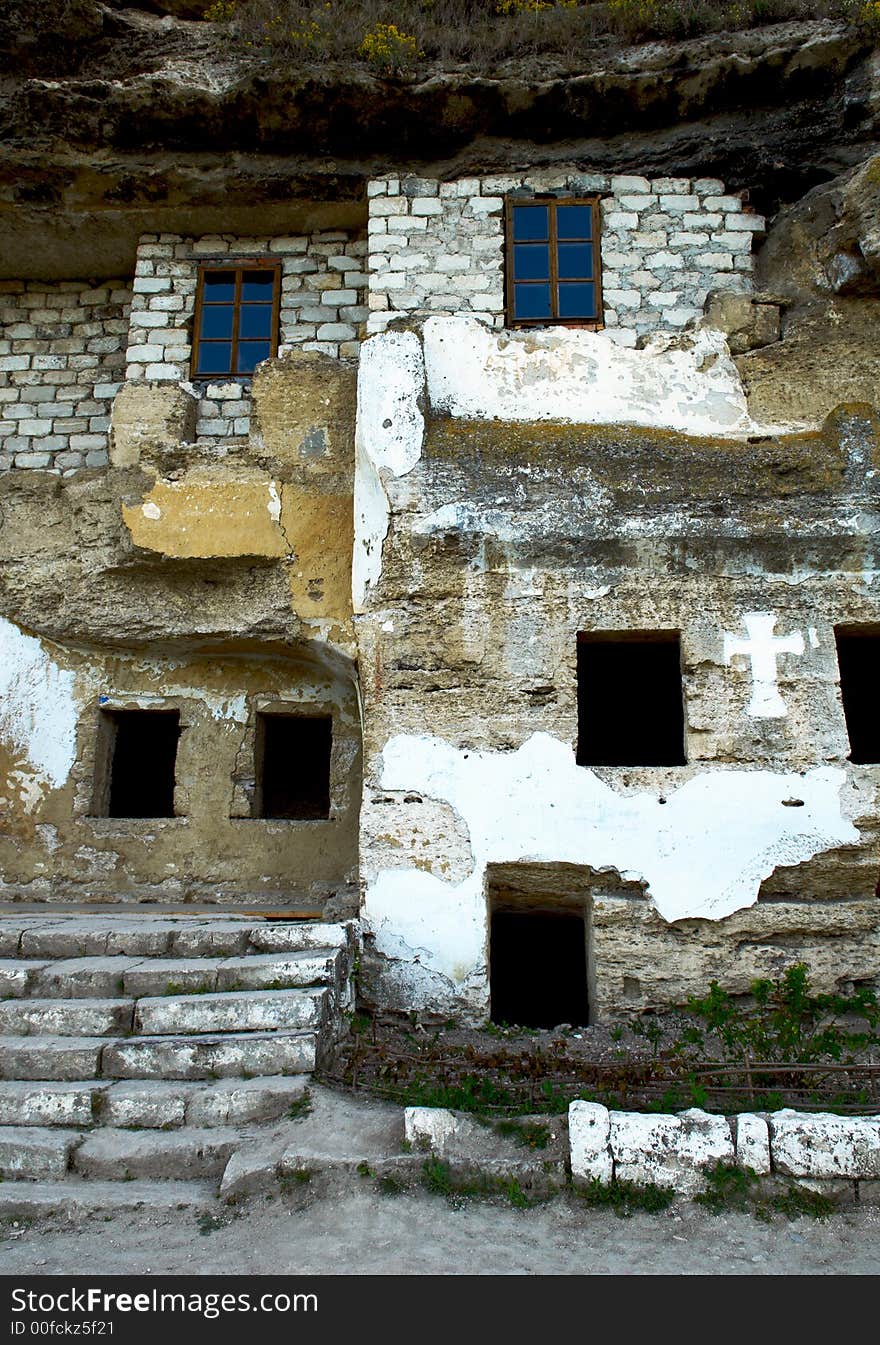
126,231 -> 368,441
367,173 -> 764,346
0,281 -> 131,472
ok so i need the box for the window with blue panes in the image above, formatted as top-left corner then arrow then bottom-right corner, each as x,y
505,198 -> 603,327
192,262 -> 281,378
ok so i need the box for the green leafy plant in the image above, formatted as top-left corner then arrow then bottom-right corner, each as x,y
575,1176 -> 674,1217
287,1088 -> 313,1120
493,1119 -> 551,1149
682,964 -> 879,1066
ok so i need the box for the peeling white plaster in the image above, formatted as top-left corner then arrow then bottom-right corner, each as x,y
141,501 -> 162,520
363,733 -> 857,986
267,481 -> 282,523
723,613 -> 805,718
353,330 -> 425,610
0,617 -> 78,799
422,316 -> 794,437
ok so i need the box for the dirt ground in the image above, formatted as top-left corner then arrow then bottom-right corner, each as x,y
1,1176 -> 879,1277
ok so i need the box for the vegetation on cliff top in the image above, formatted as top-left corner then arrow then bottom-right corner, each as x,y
204,0 -> 878,72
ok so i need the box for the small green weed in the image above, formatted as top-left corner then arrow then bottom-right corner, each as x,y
197,1212 -> 224,1236
575,1177 -> 674,1217
694,1162 -> 840,1221
770,1184 -> 838,1221
287,1088 -> 312,1120
494,1119 -> 551,1150
356,1161 -> 375,1178
420,1157 -> 543,1208
280,1167 -> 312,1191
694,1162 -> 758,1215
377,1172 -> 406,1196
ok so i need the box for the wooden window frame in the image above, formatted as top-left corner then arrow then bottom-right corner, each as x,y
504,196 -> 604,331
191,258 -> 282,380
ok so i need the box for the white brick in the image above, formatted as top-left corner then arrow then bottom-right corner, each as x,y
145,364 -> 183,380
604,211 -> 639,230
694,177 -> 725,194
386,216 -> 427,233
611,175 -> 651,193
725,213 -> 765,232
132,277 -> 172,295
265,236 -> 308,253
669,231 -> 709,248
704,195 -> 742,212
684,212 -> 721,230
411,199 -> 444,217
468,196 -> 503,214
371,197 -> 409,217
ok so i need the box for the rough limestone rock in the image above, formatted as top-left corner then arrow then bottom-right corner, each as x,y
610,1108 -> 734,1193
770,1110 -> 880,1179
569,1101 -> 613,1185
740,156 -> 880,423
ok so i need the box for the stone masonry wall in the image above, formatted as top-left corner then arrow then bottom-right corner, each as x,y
126,232 -> 368,440
367,173 -> 765,346
0,281 -> 131,472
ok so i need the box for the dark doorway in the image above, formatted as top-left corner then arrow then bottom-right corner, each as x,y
255,713 -> 332,819
103,709 -> 180,818
489,909 -> 589,1028
577,633 -> 686,766
835,629 -> 880,763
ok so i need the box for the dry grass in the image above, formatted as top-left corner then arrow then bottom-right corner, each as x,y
203,0 -> 872,74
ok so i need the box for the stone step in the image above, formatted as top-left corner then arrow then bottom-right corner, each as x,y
0,1036 -> 105,1080
73,1127 -> 240,1181
102,1030 -> 316,1080
0,998 -> 134,1037
121,949 -> 338,998
10,917 -> 350,962
134,988 -> 326,1037
0,1074 -> 310,1129
100,1076 -> 311,1128
0,960 -> 50,998
0,1179 -> 216,1217
28,957 -> 144,1000
0,1080 -> 103,1127
0,1126 -> 81,1179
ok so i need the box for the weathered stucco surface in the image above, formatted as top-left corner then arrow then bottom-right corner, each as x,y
0,349 -> 361,912
355,314 -> 880,1017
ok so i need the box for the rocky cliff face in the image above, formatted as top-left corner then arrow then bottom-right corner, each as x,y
1,9 -> 878,277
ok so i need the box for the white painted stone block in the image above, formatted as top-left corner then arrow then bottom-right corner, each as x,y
610,1108 -> 734,1193
735,1113 -> 771,1175
770,1110 -> 880,1179
405,1106 -> 459,1152
569,1101 -> 612,1184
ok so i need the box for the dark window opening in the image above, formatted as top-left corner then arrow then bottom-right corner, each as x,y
192,262 -> 281,379
577,633 -> 686,767
835,629 -> 880,763
505,197 -> 603,329
101,709 -> 180,818
490,909 -> 589,1028
255,714 -> 332,820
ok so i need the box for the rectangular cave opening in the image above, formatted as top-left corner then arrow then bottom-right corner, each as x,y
835,628 -> 880,763
489,906 -> 590,1029
255,712 -> 332,820
99,709 -> 181,819
576,631 -> 686,767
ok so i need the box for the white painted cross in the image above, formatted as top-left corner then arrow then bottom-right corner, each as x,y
723,612 -> 805,719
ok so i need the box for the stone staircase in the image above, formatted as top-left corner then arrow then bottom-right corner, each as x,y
0,913 -> 356,1213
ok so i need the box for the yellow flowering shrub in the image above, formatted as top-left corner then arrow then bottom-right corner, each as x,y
358,23 -> 422,74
